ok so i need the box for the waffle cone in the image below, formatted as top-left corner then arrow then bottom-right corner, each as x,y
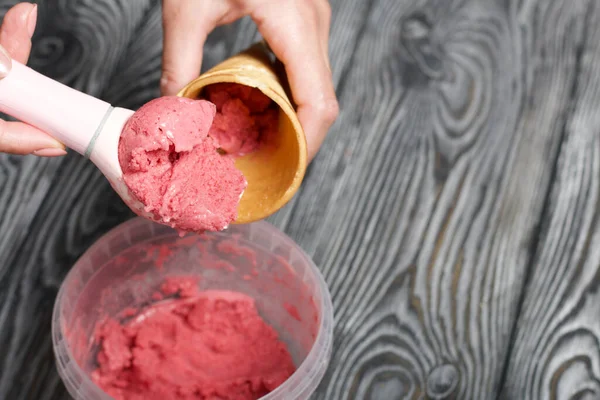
178,42 -> 307,224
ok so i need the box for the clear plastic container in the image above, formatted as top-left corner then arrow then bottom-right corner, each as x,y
52,217 -> 333,400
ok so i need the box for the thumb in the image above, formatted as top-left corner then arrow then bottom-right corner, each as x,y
0,2 -> 36,64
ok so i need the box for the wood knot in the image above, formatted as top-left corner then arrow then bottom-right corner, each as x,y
30,31 -> 83,72
399,12 -> 444,82
401,12 -> 432,41
426,364 -> 459,398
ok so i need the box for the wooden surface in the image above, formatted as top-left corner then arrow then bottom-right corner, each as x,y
0,0 -> 599,399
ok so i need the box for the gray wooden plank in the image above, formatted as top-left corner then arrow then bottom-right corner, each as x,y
275,0 -> 587,397
499,1 -> 600,399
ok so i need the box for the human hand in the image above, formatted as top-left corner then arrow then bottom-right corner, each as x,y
0,3 -> 66,157
161,0 -> 339,161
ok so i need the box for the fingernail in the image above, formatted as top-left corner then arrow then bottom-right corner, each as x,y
0,45 -> 12,79
32,147 -> 67,157
27,4 -> 37,38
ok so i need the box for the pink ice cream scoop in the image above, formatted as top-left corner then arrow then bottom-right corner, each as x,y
0,60 -> 246,232
118,96 -> 246,232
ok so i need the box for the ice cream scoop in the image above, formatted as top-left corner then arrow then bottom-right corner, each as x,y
0,59 -> 152,219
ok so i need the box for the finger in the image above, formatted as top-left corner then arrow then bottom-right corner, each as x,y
161,0 -> 225,95
315,0 -> 332,71
251,1 -> 338,161
0,119 -> 66,156
0,2 -> 37,64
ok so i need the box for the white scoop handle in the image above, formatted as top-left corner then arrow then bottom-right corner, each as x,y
0,60 -> 113,155
0,60 -> 154,221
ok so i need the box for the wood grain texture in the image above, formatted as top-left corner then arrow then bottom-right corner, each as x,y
282,0 -> 579,398
499,1 -> 600,399
0,0 -> 597,399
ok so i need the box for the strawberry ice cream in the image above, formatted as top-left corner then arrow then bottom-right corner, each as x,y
91,278 -> 296,400
119,85 -> 279,233
118,97 -> 247,232
204,83 -> 279,156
